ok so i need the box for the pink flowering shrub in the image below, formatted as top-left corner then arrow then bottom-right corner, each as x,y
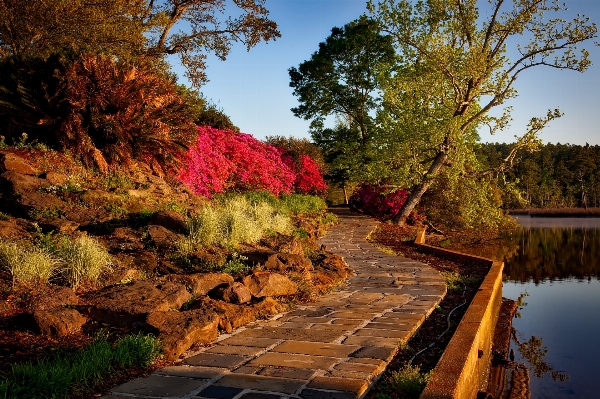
279,151 -> 327,195
349,183 -> 425,223
180,127 -> 297,197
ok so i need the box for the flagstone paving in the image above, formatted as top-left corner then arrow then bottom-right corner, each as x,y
103,209 -> 446,399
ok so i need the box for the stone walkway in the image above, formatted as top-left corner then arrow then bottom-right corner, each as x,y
103,209 -> 446,399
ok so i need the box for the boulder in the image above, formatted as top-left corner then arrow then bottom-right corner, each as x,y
0,171 -> 50,194
37,217 -> 80,234
113,251 -> 158,273
193,298 -> 256,329
253,297 -> 288,318
242,272 -> 298,298
43,172 -> 69,185
15,191 -> 66,217
150,211 -> 187,233
147,224 -> 183,249
80,189 -> 121,205
241,249 -> 276,266
62,208 -> 113,225
87,280 -> 191,327
102,227 -> 144,252
264,253 -> 313,273
0,152 -> 39,175
316,253 -> 351,279
31,308 -> 87,336
30,285 -> 80,311
145,309 -> 219,360
184,273 -> 234,296
0,218 -> 32,240
213,282 -> 252,304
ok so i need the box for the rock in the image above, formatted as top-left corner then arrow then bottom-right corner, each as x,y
241,249 -> 276,265
150,211 -> 187,233
264,253 -> 314,273
14,192 -> 67,218
279,237 -> 305,255
102,227 -> 144,252
31,308 -> 87,336
193,298 -> 256,329
213,282 -> 252,304
253,297 -> 288,318
242,272 -> 298,298
147,224 -> 183,249
113,251 -> 158,273
145,309 -> 219,361
0,218 -> 32,240
316,253 -> 351,279
62,208 -> 113,225
184,273 -> 234,296
87,280 -> 192,327
29,285 -> 80,311
0,152 -> 39,175
43,172 -> 69,185
80,189 -> 121,205
0,171 -> 50,194
37,217 -> 79,233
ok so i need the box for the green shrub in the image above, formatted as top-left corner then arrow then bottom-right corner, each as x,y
0,333 -> 161,399
383,365 -> 432,399
279,193 -> 327,215
221,252 -> 250,276
55,235 -> 112,289
181,196 -> 292,251
0,240 -> 60,287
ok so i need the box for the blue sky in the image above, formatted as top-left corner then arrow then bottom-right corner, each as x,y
173,0 -> 600,146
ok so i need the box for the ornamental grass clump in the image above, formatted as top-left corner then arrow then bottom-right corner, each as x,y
181,196 -> 292,251
55,235 -> 112,289
0,240 -> 60,287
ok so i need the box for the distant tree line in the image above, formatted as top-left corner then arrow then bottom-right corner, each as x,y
478,143 -> 600,209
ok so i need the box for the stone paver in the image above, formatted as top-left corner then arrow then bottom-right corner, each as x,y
103,209 -> 445,399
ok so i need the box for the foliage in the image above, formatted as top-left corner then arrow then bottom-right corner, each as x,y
441,272 -> 482,293
0,53 -> 196,173
0,333 -> 161,399
180,196 -> 292,251
368,0 -> 597,224
280,151 -> 328,195
478,142 -> 600,209
279,194 -> 328,216
378,364 -> 432,399
349,183 -> 424,223
0,240 -> 60,287
54,235 -> 112,289
179,127 -> 295,197
178,86 -> 239,131
289,16 -> 395,142
0,0 -> 280,87
265,136 -> 325,167
221,253 -> 250,276
0,0 -> 146,61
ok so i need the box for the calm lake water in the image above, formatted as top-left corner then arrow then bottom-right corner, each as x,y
501,216 -> 600,398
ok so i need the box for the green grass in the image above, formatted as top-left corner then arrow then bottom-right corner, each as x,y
179,195 -> 293,253
0,333 -> 161,399
377,364 -> 433,399
441,271 -> 482,292
54,235 -> 113,289
0,240 -> 61,287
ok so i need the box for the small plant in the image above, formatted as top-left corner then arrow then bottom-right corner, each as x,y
55,235 -> 113,289
0,240 -> 60,287
0,333 -> 161,399
382,364 -> 432,399
0,212 -> 9,221
28,207 -> 62,219
221,252 -> 250,275
441,271 -> 482,292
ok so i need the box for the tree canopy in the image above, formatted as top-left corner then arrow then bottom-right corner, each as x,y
367,0 -> 597,225
0,0 -> 280,86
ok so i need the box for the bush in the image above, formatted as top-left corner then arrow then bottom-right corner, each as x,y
0,333 -> 161,399
382,365 -> 432,399
0,240 -> 60,287
181,196 -> 292,251
179,127 -> 296,197
279,193 -> 327,215
54,235 -> 112,289
349,183 -> 424,223
0,53 -> 196,174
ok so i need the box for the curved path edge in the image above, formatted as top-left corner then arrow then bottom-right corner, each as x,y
102,209 -> 446,399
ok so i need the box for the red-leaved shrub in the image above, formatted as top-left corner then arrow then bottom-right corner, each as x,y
180,127 -> 296,197
349,183 -> 424,223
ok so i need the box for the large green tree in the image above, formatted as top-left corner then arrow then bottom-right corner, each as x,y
289,16 -> 395,144
369,0 -> 597,225
0,0 -> 280,86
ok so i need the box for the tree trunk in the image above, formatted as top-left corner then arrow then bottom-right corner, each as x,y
343,183 -> 349,204
393,149 -> 449,225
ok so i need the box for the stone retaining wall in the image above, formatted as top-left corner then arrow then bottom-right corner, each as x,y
415,229 -> 504,399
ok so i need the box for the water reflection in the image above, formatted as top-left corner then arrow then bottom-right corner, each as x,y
503,228 -> 600,283
502,219 -> 600,399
